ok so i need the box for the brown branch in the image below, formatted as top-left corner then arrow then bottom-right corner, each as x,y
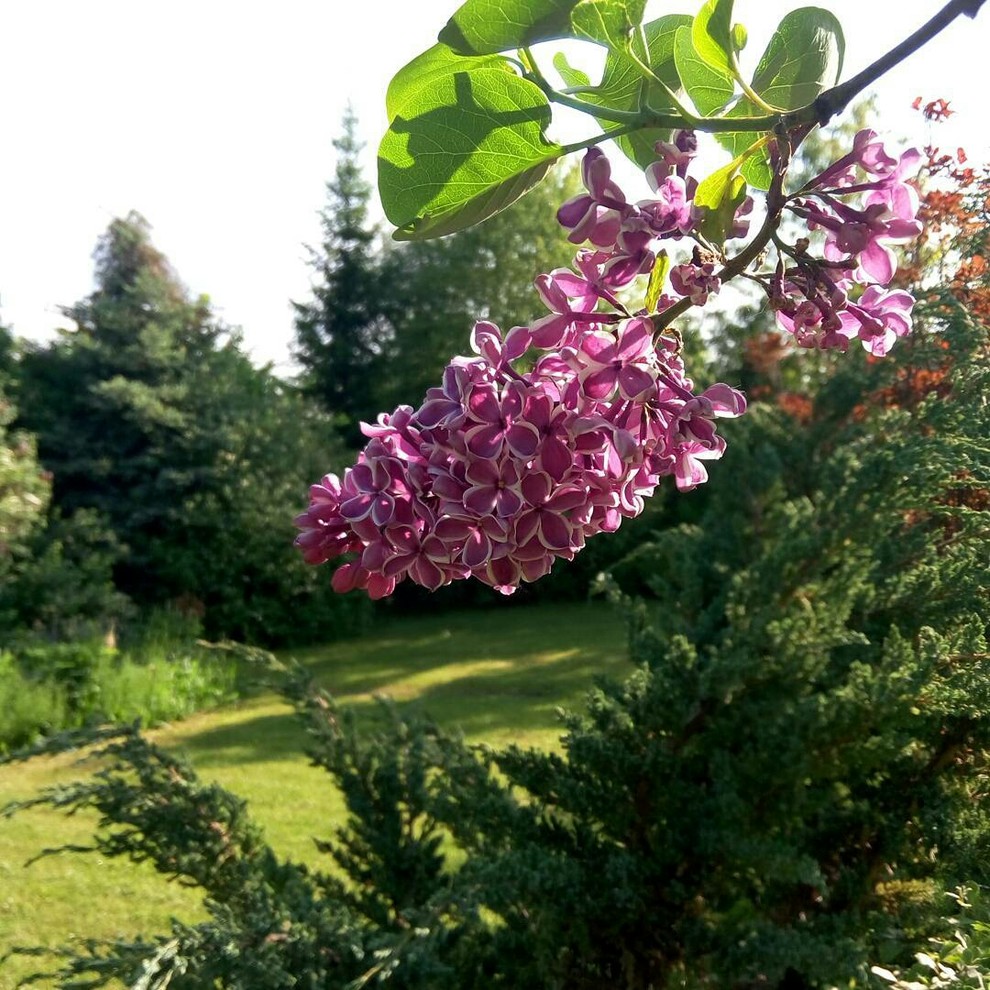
802,0 -> 989,127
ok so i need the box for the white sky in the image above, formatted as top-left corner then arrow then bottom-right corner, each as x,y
1,0 -> 986,373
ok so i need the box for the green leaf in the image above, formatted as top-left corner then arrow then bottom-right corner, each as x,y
605,14 -> 690,167
691,0 -> 735,76
570,0 -> 648,50
739,149 -> 772,189
750,7 -> 845,111
695,133 -> 762,210
673,24 -> 733,117
378,68 -> 564,240
694,155 -> 742,214
713,99 -> 773,189
645,250 -> 671,312
439,0 -> 581,55
386,44 -> 513,121
390,159 -> 557,240
438,0 -> 650,55
699,172 -> 747,244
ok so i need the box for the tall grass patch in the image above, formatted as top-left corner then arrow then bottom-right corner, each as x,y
0,639 -> 241,754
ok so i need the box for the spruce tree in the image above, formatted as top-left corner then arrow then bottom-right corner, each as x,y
293,107 -> 388,445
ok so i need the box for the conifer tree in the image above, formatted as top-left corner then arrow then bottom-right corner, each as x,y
293,107 -> 389,444
16,216 -> 358,643
0,323 -> 49,591
17,212 -> 231,605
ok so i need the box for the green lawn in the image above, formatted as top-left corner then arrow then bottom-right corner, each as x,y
0,601 -> 630,988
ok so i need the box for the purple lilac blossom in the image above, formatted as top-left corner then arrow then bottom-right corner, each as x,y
775,129 -> 922,353
296,138 -> 748,597
297,131 -> 922,598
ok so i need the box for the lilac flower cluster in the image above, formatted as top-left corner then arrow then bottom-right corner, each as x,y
775,129 -> 922,356
295,138 -> 747,598
296,127 -> 923,598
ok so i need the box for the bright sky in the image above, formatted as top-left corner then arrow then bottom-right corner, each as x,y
1,0 -> 986,373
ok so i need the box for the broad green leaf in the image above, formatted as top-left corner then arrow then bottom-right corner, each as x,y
645,250 -> 672,312
389,159 -> 557,240
386,44 -> 513,122
378,68 -> 564,240
571,0 -> 648,51
691,0 -> 735,76
673,24 -> 733,117
750,7 -> 845,111
739,149 -> 772,189
439,0 -> 581,55
700,6 -> 844,185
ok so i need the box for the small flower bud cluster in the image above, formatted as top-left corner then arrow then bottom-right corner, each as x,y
775,129 -> 922,356
295,140 -> 747,598
554,133 -> 750,309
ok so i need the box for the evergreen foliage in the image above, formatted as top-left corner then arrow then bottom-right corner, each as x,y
0,340 -> 50,589
294,106 -> 390,446
13,215 -> 364,644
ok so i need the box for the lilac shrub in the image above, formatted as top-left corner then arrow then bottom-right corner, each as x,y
295,130 -> 922,599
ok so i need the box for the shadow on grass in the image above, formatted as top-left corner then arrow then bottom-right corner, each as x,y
179,603 -> 630,768
177,710 -> 308,766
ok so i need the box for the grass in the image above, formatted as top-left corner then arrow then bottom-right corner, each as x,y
0,600 -> 630,988
0,641 -> 240,755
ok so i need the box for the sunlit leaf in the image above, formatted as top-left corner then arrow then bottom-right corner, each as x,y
691,0 -> 735,76
554,15 -> 690,169
553,51 -> 591,88
699,171 -> 747,243
571,0 -> 648,50
378,68 -> 564,240
713,99 -> 773,189
694,156 -> 741,213
673,24 -> 733,117
386,44 -> 513,122
750,7 -> 845,111
439,0 -> 582,55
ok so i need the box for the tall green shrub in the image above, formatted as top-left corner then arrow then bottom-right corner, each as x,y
14,216 -> 364,645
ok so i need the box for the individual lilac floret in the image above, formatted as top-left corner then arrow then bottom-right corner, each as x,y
838,285 -> 915,356
557,147 -> 632,246
670,263 -> 720,305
